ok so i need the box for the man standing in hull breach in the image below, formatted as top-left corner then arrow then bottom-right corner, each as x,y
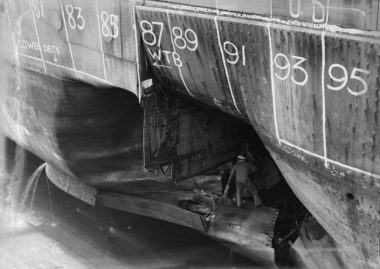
225,154 -> 262,208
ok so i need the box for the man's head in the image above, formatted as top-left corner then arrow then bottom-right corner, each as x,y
237,154 -> 246,161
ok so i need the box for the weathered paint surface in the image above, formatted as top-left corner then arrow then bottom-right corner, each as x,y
270,147 -> 380,268
2,0 -> 380,268
134,2 -> 380,182
134,2 -> 380,268
143,92 -> 253,179
0,0 -> 139,91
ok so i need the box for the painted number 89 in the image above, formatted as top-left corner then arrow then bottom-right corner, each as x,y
172,27 -> 198,51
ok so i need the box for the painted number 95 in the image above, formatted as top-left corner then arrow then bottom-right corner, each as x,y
327,64 -> 370,96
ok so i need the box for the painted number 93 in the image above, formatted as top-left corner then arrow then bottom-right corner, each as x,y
274,53 -> 308,86
327,64 -> 370,96
223,41 -> 246,66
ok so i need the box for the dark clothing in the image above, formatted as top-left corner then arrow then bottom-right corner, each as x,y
233,160 -> 257,184
255,157 -> 281,190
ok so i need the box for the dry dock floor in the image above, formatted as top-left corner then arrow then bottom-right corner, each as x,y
0,176 -> 260,269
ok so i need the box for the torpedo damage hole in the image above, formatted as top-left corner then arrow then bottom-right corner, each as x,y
142,89 -> 327,267
346,193 -> 355,200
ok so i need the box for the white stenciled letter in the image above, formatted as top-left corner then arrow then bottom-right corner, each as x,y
172,52 -> 182,67
312,0 -> 325,23
162,50 -> 171,64
147,48 -> 162,61
289,0 -> 301,18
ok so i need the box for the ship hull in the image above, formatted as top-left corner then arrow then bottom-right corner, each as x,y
1,0 -> 380,268
268,145 -> 380,268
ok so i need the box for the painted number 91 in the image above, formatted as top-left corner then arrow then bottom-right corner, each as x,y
327,64 -> 370,96
223,41 -> 246,66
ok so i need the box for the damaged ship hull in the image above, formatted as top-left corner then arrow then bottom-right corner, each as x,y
1,0 -> 380,268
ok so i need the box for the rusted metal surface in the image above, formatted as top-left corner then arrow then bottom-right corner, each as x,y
96,179 -> 279,267
143,91 -> 251,179
208,203 -> 279,268
269,147 -> 380,268
135,2 -> 380,267
324,36 -> 380,174
97,192 -> 207,232
291,223 -> 344,269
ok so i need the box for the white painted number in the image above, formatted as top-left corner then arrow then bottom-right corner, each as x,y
274,53 -> 291,81
31,0 -> 44,19
223,41 -> 246,66
140,20 -> 164,47
291,56 -> 308,86
65,5 -> 85,30
274,53 -> 308,86
172,27 -> 198,51
348,68 -> 370,96
327,64 -> 370,96
327,64 -> 348,91
185,29 -> 198,51
100,11 -> 119,39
